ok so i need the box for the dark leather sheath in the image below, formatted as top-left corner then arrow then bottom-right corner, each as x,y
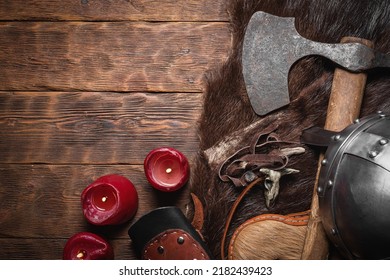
128,206 -> 212,260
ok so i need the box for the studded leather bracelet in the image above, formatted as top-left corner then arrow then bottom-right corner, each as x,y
128,206 -> 212,260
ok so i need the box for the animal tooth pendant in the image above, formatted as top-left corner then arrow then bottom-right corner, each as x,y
259,168 -> 300,208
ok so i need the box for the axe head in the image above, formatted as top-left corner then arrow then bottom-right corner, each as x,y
243,10 -> 390,116
242,12 -> 389,116
242,11 -> 304,116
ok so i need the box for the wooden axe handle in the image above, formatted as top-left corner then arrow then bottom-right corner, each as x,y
301,37 -> 374,259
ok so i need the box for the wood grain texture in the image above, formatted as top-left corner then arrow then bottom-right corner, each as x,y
0,91 -> 202,164
0,238 -> 136,260
0,21 -> 230,92
0,164 -> 191,240
0,0 -> 231,260
0,0 -> 229,22
300,155 -> 329,260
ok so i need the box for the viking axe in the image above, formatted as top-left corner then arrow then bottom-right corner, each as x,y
242,11 -> 390,259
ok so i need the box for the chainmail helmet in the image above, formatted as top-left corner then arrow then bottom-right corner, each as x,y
302,112 -> 390,259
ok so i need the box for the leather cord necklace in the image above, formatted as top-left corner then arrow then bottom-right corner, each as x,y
218,124 -> 301,188
218,125 -> 305,259
220,177 -> 263,260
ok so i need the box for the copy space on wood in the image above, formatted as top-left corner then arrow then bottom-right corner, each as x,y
0,0 -> 228,22
0,22 -> 230,92
0,91 -> 202,164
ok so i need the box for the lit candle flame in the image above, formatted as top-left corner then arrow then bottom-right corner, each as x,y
102,196 -> 108,202
76,251 -> 85,259
166,168 -> 172,174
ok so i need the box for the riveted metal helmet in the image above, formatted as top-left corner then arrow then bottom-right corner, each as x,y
302,112 -> 390,259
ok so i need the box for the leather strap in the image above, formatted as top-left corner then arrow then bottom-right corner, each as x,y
300,126 -> 335,147
190,193 -> 204,235
220,178 -> 263,259
143,229 -> 210,260
218,124 -> 301,187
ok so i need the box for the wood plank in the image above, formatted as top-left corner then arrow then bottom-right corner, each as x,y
0,164 -> 191,241
0,91 -> 201,164
0,238 -> 135,260
0,0 -> 228,22
0,22 -> 230,92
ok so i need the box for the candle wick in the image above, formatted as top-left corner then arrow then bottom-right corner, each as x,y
166,168 -> 172,174
102,196 -> 108,202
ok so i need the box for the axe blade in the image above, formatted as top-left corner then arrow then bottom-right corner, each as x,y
242,11 -> 390,116
243,11 -> 299,116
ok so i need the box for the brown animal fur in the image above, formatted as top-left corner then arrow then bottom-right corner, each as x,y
187,0 -> 390,259
229,215 -> 309,260
230,222 -> 307,260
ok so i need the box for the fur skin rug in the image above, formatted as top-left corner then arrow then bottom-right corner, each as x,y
187,0 -> 390,259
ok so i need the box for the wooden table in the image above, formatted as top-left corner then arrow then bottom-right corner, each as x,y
0,0 -> 231,259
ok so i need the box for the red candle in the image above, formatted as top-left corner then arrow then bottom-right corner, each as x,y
81,174 -> 138,226
144,147 -> 190,192
63,232 -> 114,260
